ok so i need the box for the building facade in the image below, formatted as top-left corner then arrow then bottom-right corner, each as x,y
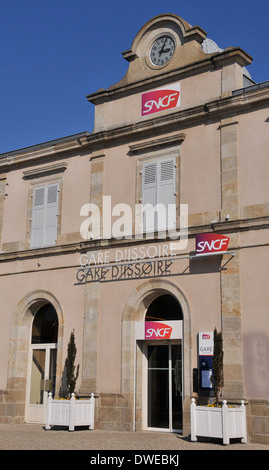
0,14 -> 268,444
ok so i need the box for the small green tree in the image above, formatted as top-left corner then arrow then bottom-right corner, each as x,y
65,329 -> 80,397
212,328 -> 224,404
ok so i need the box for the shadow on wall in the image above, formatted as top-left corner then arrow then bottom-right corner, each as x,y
243,332 -> 269,398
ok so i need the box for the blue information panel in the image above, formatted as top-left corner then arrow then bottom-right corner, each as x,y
199,356 -> 213,389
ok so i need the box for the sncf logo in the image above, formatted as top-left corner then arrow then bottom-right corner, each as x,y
196,233 -> 230,255
141,83 -> 180,116
202,334 -> 211,340
145,322 -> 172,340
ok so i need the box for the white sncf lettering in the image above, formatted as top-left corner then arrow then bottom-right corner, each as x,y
143,93 -> 178,113
196,238 -> 228,252
146,327 -> 172,338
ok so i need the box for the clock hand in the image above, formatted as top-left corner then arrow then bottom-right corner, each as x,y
159,37 -> 168,55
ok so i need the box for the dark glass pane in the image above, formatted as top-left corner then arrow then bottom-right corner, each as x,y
148,345 -> 169,429
172,344 -> 183,430
147,344 -> 183,431
49,348 -> 57,397
145,294 -> 183,321
30,349 -> 45,404
32,304 -> 58,344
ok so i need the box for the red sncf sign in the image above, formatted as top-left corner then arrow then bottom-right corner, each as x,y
145,322 -> 172,340
196,233 -> 230,255
141,83 -> 180,116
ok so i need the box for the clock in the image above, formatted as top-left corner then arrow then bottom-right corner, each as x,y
150,35 -> 175,66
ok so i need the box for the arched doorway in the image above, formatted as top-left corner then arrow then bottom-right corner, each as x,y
26,303 -> 58,423
144,294 -> 183,432
121,279 -> 192,434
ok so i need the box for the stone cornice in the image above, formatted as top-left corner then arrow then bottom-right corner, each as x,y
0,215 -> 268,265
206,85 -> 269,115
83,84 -> 269,147
128,132 -> 186,154
0,133 -> 88,171
0,83 -> 268,171
23,161 -> 68,179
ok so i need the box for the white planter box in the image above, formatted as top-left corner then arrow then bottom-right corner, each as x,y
45,392 -> 95,431
191,398 -> 247,445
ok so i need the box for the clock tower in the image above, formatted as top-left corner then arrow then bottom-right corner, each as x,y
87,13 -> 252,133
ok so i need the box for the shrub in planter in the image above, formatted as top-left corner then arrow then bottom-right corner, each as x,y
190,398 -> 247,445
59,330 -> 80,398
211,328 -> 224,404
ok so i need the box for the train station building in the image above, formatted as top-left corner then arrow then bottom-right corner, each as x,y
0,14 -> 268,444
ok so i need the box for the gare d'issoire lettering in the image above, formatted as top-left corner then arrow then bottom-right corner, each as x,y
76,258 -> 174,283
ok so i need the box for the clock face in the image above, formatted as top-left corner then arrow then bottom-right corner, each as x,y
150,35 -> 175,66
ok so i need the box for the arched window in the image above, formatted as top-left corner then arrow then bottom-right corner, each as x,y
31,304 -> 58,344
27,303 -> 58,421
145,294 -> 183,321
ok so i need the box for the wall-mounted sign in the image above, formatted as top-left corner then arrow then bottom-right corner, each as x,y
76,259 -> 174,284
141,82 -> 181,116
198,332 -> 213,356
198,332 -> 213,390
135,320 -> 182,341
196,233 -> 230,255
145,321 -> 172,340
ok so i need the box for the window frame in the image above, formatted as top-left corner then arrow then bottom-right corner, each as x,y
136,149 -> 180,236
26,175 -> 63,249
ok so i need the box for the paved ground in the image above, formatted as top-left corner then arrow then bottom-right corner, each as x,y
0,423 -> 268,451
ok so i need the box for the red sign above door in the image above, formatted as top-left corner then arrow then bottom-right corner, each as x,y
145,321 -> 172,340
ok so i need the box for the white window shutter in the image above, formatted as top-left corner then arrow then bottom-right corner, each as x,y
142,162 -> 157,233
43,183 -> 59,247
31,186 -> 45,248
158,158 -> 176,230
142,158 -> 176,234
30,183 -> 59,248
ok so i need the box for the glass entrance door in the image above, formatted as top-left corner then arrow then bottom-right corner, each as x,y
26,303 -> 58,423
26,344 -> 57,423
147,343 -> 182,432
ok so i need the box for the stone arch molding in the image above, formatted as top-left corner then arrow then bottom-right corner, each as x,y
11,289 -> 64,330
119,13 -> 207,85
129,14 -> 188,54
7,290 -> 64,413
122,278 -> 191,323
121,278 -> 193,430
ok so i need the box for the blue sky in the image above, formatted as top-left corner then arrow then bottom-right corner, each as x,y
1,0 -> 268,154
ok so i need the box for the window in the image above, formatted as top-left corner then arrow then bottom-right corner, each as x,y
145,294 -> 183,321
142,157 -> 176,233
30,183 -> 59,248
28,304 -> 58,410
31,304 -> 59,344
